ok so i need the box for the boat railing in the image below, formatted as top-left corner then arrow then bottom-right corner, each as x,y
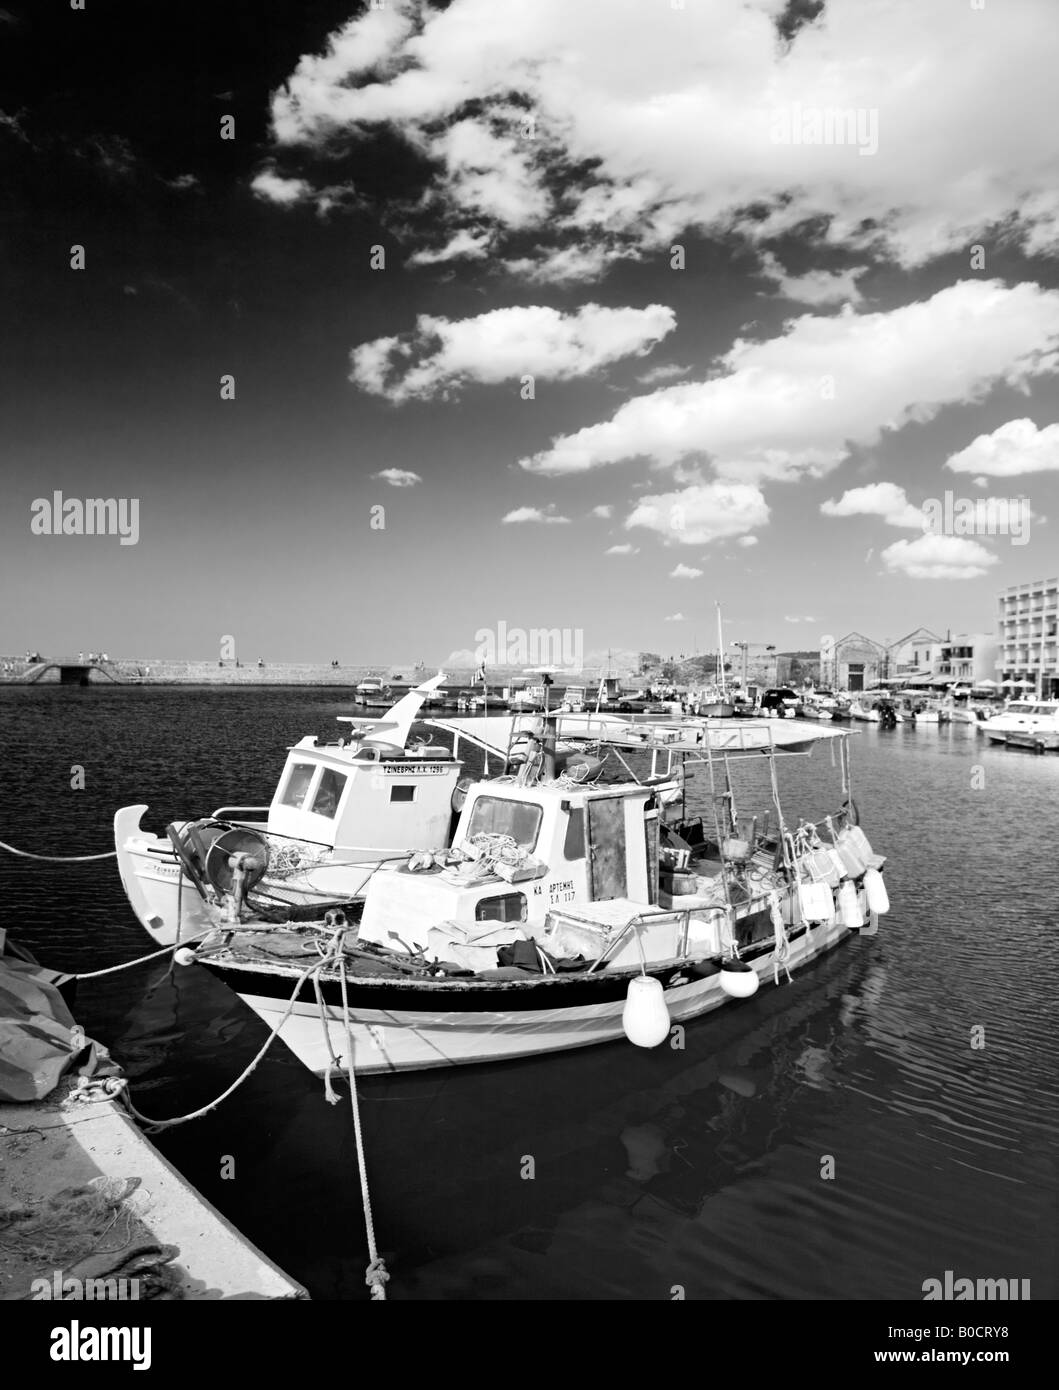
210,806 -> 270,821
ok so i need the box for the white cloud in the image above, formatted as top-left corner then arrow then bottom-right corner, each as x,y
519,281 -> 1059,482
350,303 -> 676,402
737,535 -> 759,547
265,0 -> 1059,277
759,253 -> 866,306
784,614 -> 819,623
945,418 -> 1059,476
880,534 -> 999,579
373,468 -> 422,488
501,505 -> 571,525
605,543 -> 638,555
670,563 -> 704,579
821,481 -> 924,528
407,228 -> 494,265
250,169 -> 311,206
627,483 -> 770,545
664,613 -> 685,623
590,504 -> 614,519
637,362 -> 693,387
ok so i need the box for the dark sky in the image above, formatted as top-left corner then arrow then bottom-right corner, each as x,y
2,0 -> 1057,665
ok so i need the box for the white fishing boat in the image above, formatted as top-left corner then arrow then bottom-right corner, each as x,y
113,675 -> 466,947
157,713 -> 889,1077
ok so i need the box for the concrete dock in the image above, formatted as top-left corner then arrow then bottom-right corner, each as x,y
0,1078 -> 307,1301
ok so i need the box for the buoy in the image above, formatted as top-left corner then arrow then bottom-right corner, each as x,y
836,879 -> 864,928
173,947 -> 197,966
863,867 -> 889,914
859,909 -> 879,937
622,975 -> 671,1047
719,959 -> 759,999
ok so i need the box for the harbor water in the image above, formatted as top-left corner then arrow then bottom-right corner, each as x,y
1,686 -> 1056,1300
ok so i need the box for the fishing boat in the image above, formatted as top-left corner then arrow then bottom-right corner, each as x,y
156,711 -> 890,1077
113,674 -> 467,947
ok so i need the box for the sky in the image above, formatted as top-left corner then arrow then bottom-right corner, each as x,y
2,0 -> 1058,667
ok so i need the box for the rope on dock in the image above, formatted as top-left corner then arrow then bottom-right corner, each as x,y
0,837 -> 116,862
338,957 -> 389,1301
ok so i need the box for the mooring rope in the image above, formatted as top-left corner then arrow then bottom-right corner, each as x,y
123,952 -> 328,1131
338,956 -> 390,1301
0,837 -> 116,862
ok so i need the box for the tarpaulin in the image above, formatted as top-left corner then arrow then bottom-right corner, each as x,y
0,931 -> 121,1103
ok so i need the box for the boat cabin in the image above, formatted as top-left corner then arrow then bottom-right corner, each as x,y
267,738 -> 463,853
357,777 -> 663,955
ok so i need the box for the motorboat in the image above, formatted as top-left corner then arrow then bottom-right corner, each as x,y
151,712 -> 890,1077
981,699 -> 1059,746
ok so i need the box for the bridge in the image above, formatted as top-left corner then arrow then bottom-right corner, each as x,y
8,657 -> 127,685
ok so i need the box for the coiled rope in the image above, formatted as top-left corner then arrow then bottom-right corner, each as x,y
0,837 -> 116,862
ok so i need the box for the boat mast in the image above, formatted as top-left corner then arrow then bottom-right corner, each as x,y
716,603 -> 727,698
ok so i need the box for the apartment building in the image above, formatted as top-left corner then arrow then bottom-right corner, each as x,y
997,578 -> 1059,697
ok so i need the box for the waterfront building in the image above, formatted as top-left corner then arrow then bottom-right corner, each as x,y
996,578 -> 1059,698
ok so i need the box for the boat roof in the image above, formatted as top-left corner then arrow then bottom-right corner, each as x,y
425,712 -> 845,760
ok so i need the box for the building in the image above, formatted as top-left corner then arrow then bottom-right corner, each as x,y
997,578 -> 1059,698
887,628 -> 943,681
827,633 -> 887,691
936,633 -> 998,686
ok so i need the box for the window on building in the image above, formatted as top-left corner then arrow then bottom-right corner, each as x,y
280,762 -> 316,809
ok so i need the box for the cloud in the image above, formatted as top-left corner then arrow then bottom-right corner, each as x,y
759,253 -> 866,306
501,505 -> 571,525
945,418 -> 1059,476
880,534 -> 999,579
167,173 -> 202,192
627,483 -> 770,545
264,0 -> 1059,278
590,504 -> 614,519
373,468 -> 422,487
519,281 -> 1059,481
636,362 -> 693,387
664,613 -> 685,623
605,543 -> 639,555
737,535 -> 759,547
251,169 -> 312,205
784,614 -> 819,623
821,481 -> 924,528
670,563 -> 704,579
408,228 -> 494,265
350,303 -> 676,402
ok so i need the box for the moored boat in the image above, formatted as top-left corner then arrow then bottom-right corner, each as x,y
157,713 -> 889,1077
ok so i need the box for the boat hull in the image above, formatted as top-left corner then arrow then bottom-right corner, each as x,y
203,915 -> 855,1076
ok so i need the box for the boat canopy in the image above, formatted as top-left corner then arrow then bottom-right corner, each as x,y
425,712 -> 846,761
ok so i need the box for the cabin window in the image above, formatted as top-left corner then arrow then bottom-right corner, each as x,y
280,762 -> 316,809
390,785 -> 416,803
311,769 -> 347,819
563,807 -> 585,860
475,893 -> 528,924
466,796 -> 542,851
